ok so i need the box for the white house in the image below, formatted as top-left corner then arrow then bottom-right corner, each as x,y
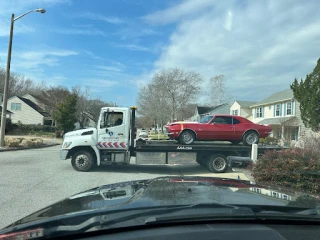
250,89 -> 311,143
6,95 -> 53,125
186,104 -> 230,122
230,100 -> 257,120
0,93 -> 12,118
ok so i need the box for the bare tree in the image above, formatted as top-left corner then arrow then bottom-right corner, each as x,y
138,68 -> 203,123
206,75 -> 232,106
72,85 -> 94,128
0,68 -> 46,98
35,86 -> 71,123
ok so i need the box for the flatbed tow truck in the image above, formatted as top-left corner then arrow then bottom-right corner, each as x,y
60,106 -> 283,173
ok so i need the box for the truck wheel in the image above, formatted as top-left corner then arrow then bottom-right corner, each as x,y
179,130 -> 195,145
207,154 -> 227,173
242,131 -> 259,146
71,150 -> 96,172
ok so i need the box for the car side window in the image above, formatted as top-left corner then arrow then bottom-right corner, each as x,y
233,118 -> 241,124
211,116 -> 232,124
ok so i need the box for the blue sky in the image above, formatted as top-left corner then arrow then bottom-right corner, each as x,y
1,0 -> 320,106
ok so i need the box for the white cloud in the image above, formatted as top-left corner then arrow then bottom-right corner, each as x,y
1,49 -> 78,70
143,0 -> 217,25
83,50 -> 101,60
114,28 -> 160,40
83,79 -> 118,90
116,44 -> 149,52
80,12 -> 124,24
151,0 -> 320,101
51,27 -> 106,36
95,65 -> 124,73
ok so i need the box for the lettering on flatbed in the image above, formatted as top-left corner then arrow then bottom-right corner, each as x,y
177,146 -> 192,150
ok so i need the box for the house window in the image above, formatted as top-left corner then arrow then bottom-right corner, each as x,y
232,110 -> 238,115
275,104 -> 281,116
286,102 -> 292,115
256,107 -> 262,118
11,103 -> 21,111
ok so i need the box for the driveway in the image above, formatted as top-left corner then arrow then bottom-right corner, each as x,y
0,145 -> 248,228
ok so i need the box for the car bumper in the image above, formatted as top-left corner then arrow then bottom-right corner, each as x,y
60,149 -> 69,160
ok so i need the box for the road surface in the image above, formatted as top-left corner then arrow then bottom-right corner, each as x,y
0,145 -> 247,228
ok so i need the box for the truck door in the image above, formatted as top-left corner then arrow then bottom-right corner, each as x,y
97,108 -> 130,150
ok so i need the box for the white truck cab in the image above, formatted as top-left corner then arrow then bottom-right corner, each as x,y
60,106 -> 136,171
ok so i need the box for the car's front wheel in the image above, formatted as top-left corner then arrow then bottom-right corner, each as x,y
179,130 -> 195,145
71,150 -> 96,172
242,131 -> 259,146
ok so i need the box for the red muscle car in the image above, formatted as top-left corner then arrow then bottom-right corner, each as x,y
165,114 -> 271,145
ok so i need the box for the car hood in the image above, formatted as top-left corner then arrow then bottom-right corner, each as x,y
5,176 -> 317,227
167,121 -> 200,126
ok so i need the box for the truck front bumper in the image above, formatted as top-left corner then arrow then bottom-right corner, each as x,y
60,149 -> 69,160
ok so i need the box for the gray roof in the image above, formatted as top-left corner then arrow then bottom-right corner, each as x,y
253,89 -> 293,107
257,116 -> 297,125
207,103 -> 231,115
197,106 -> 216,114
235,100 -> 257,108
17,96 -> 51,117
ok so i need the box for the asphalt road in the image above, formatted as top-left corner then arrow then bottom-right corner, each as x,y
0,145 -> 248,229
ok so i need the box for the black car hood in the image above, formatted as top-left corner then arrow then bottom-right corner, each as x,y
6,176 -> 318,227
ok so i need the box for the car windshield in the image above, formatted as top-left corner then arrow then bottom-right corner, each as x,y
200,116 -> 213,123
1,0 -> 320,237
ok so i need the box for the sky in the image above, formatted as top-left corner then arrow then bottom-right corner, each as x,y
0,0 -> 320,106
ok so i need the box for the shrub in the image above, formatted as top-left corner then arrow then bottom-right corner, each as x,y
259,136 -> 279,145
251,148 -> 320,194
0,118 -> 14,133
5,138 -> 20,147
16,123 -> 57,133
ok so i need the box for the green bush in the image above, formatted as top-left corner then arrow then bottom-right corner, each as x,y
251,148 -> 320,194
0,118 -> 14,133
259,136 -> 279,145
16,123 -> 57,132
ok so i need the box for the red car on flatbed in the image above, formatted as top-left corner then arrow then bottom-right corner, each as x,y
165,114 -> 271,145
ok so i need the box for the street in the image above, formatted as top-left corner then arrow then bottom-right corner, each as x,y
0,145 -> 248,228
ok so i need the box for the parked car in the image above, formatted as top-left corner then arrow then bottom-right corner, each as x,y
165,114 -> 271,145
139,130 -> 149,138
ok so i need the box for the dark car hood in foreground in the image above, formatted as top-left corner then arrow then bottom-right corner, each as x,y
5,176 -> 319,228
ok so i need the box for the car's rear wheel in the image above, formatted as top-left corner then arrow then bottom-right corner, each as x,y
179,130 -> 195,145
242,131 -> 259,146
71,150 -> 96,172
207,154 -> 228,173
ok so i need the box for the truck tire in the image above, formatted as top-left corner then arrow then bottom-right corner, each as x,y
242,131 -> 259,146
179,130 -> 195,145
207,154 -> 228,173
71,150 -> 96,172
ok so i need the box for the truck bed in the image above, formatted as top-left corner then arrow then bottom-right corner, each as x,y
135,140 -> 284,153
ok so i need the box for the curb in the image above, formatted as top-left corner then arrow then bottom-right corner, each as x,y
0,143 -> 60,152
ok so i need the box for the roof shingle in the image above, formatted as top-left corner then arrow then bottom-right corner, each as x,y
253,89 -> 293,106
17,96 -> 51,117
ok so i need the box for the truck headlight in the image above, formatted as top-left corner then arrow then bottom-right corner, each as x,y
63,142 -> 72,148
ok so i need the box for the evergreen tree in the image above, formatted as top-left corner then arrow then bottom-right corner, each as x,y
55,94 -> 78,133
290,58 -> 320,131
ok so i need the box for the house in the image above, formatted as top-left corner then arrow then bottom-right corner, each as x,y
230,100 -> 257,120
186,104 -> 231,122
250,89 -> 310,142
6,95 -> 53,125
0,93 -> 13,118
